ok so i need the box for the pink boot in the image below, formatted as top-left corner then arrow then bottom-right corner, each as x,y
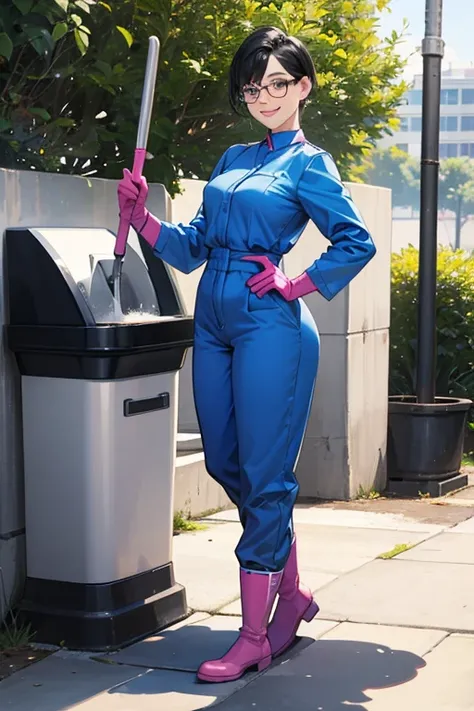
267,537 -> 319,658
197,569 -> 282,683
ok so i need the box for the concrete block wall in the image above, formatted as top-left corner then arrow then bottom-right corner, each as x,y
282,182 -> 392,499
0,166 -> 391,619
170,179 -> 393,501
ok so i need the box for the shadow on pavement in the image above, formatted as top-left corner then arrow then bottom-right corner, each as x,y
112,634 -> 427,710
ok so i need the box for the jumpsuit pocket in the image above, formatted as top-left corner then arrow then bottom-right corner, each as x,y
247,289 -> 301,328
247,173 -> 279,251
250,172 -> 278,193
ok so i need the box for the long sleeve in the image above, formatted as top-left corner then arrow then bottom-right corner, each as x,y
297,152 -> 376,300
152,148 -> 230,274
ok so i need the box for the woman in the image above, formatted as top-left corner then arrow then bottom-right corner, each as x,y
118,26 -> 376,683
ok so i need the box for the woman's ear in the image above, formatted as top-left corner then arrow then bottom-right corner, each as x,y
299,76 -> 312,102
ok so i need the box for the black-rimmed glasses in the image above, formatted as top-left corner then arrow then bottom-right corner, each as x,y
239,79 -> 298,104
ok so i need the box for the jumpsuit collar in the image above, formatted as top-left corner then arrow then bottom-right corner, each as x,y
265,128 -> 305,151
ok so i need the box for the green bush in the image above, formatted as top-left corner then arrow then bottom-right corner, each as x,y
0,1 -> 407,194
390,246 -> 474,404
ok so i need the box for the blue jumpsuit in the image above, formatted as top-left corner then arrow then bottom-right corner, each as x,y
153,129 -> 375,572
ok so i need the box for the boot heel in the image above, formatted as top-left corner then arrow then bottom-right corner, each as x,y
257,655 -> 272,672
302,600 -> 319,623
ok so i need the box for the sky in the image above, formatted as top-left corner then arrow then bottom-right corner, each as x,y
377,0 -> 474,78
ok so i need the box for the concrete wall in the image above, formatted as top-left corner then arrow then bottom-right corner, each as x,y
0,167 -> 392,619
170,178 -> 392,500
283,182 -> 392,498
166,183 -> 206,432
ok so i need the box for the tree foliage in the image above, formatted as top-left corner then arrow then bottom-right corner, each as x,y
362,148 -> 474,248
438,158 -> 474,249
361,146 -> 419,209
0,0 -> 408,194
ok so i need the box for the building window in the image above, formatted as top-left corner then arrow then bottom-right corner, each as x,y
396,143 -> 408,152
462,89 -> 474,104
400,117 -> 409,132
411,117 -> 422,131
440,89 -> 458,105
460,143 -> 474,157
461,116 -> 474,131
439,143 -> 458,158
407,90 -> 422,105
440,116 -> 458,131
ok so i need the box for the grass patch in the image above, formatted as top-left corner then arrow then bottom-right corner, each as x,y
0,611 -> 35,652
377,543 -> 415,560
462,452 -> 474,467
355,485 -> 381,500
0,612 -> 50,682
173,511 -> 206,533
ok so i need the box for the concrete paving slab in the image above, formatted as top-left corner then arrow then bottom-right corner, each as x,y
210,625 -> 428,710
350,633 -> 474,710
217,634 -> 474,711
314,559 -> 474,632
449,516 -> 474,534
397,532 -> 474,564
0,654 -> 145,711
292,523 -> 432,577
96,612 -> 209,669
74,636 -> 324,711
205,506 -> 445,533
63,667 -> 250,711
299,617 -> 341,640
217,598 -> 244,616
100,616 -> 244,673
374,633 -> 474,710
173,523 -> 241,612
173,521 -> 433,615
320,622 -> 448,657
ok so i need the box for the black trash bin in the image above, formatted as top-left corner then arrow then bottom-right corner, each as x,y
6,226 -> 193,651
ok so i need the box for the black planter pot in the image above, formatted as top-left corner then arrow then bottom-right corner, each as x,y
387,395 -> 472,497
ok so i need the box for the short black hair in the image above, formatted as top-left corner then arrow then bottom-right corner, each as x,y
228,26 -> 316,115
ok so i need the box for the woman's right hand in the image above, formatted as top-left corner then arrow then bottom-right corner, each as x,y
117,169 -> 149,230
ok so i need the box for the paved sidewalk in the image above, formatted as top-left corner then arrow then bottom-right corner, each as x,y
1,485 -> 474,710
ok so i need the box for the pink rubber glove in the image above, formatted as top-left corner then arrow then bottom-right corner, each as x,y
117,169 -> 161,247
242,255 -> 318,301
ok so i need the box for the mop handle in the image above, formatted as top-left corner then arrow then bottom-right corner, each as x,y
115,35 -> 160,258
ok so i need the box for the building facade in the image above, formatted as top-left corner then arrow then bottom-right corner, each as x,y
378,68 -> 474,158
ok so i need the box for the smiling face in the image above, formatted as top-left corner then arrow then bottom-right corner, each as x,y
242,55 -> 312,133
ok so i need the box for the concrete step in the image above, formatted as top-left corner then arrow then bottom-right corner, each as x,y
176,432 -> 203,455
174,441 -> 231,519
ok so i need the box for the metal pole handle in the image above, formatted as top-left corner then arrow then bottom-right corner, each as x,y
115,36 -> 160,258
136,35 -> 160,151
